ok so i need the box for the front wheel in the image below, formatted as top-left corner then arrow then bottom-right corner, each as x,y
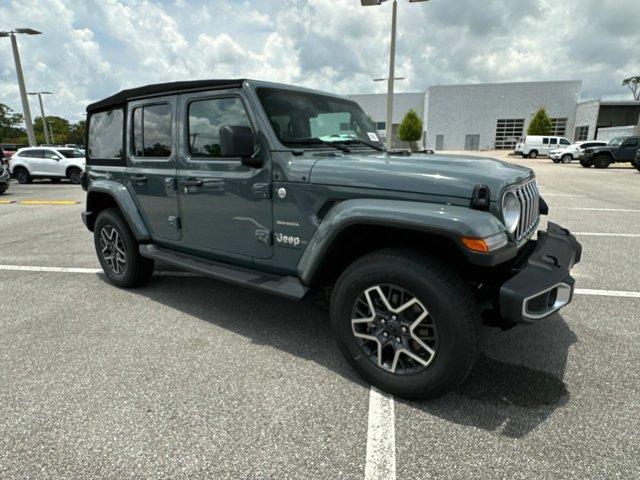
67,168 -> 82,185
528,150 -> 538,159
562,154 -> 573,164
580,159 -> 592,168
330,249 -> 480,399
94,208 -> 154,288
593,154 -> 611,169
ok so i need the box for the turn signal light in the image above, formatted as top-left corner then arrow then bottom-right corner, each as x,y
461,237 -> 490,253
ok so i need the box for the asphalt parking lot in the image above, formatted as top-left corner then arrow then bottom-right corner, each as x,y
1,161 -> 639,480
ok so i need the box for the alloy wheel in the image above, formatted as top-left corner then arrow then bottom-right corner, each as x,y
99,225 -> 126,275
351,284 -> 438,375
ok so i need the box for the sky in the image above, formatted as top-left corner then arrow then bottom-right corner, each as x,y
1,0 -> 639,123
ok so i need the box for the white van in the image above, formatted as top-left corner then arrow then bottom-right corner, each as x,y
515,136 -> 572,158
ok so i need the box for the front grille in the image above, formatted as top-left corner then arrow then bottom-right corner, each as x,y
512,179 -> 540,243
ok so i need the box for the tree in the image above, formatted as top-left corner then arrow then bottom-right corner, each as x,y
527,107 -> 552,136
0,103 -> 26,142
33,115 -> 70,144
68,120 -> 86,145
622,76 -> 640,100
398,109 -> 423,151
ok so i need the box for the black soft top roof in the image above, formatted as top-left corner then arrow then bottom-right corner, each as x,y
86,79 -> 245,113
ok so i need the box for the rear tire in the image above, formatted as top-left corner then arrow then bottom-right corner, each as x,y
528,150 -> 538,159
0,185 -> 7,195
94,208 -> 154,288
593,154 -> 611,169
14,167 -> 31,184
330,249 -> 480,400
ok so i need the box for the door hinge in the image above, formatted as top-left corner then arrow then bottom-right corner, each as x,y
255,229 -> 273,245
168,216 -> 181,229
252,183 -> 272,199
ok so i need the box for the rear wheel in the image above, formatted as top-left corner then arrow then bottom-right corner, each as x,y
67,167 -> 82,185
330,249 -> 480,399
561,154 -> 573,164
94,208 -> 154,288
14,167 -> 31,184
528,150 -> 538,159
593,154 -> 611,169
0,185 -> 7,195
580,159 -> 592,168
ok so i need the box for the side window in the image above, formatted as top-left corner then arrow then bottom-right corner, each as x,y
549,138 -> 558,145
132,104 -> 172,158
624,139 -> 638,147
22,150 -> 43,158
88,109 -> 124,160
43,150 -> 59,159
560,139 -> 571,146
542,138 -> 549,145
188,97 -> 252,158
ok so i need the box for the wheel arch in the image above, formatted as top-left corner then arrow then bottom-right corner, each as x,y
84,180 -> 150,241
297,199 -> 512,287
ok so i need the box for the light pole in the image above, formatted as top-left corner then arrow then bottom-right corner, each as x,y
28,91 -> 53,144
361,0 -> 429,149
0,28 -> 42,147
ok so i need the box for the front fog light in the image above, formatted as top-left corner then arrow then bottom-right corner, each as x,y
502,191 -> 521,234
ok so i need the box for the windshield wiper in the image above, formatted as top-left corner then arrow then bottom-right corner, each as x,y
283,138 -> 351,153
335,138 -> 385,152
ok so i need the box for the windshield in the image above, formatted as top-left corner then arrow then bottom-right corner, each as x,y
608,137 -> 624,146
257,87 -> 382,149
58,149 -> 85,158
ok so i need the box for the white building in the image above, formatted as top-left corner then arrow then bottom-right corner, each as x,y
349,81 -> 640,151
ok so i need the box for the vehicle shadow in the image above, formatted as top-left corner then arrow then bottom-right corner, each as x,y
117,273 -> 577,439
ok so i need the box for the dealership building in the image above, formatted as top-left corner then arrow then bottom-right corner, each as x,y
349,80 -> 640,151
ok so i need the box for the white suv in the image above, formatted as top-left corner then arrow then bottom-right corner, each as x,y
549,141 -> 608,164
9,147 -> 86,184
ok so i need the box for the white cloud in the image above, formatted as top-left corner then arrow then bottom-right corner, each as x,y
0,0 -> 638,124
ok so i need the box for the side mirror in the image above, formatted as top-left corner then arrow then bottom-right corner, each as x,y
220,125 -> 262,167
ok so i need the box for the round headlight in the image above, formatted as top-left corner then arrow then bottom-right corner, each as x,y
502,191 -> 521,234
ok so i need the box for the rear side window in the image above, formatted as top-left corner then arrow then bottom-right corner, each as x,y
187,97 -> 251,158
88,109 -> 124,161
550,138 -> 558,145
542,138 -> 549,145
132,104 -> 172,158
21,149 -> 44,158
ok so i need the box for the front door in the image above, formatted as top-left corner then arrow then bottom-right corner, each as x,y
177,91 -> 273,259
126,96 -> 181,241
41,149 -> 64,176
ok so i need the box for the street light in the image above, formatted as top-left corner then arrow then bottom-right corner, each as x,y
0,28 -> 42,146
361,0 -> 429,149
28,91 -> 53,144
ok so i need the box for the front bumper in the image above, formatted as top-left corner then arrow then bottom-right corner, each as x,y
499,222 -> 582,324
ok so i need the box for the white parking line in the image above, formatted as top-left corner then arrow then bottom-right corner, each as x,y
365,387 -> 396,480
539,193 -> 586,197
0,265 -> 101,274
573,232 -> 640,238
558,208 -> 640,213
576,289 -> 640,299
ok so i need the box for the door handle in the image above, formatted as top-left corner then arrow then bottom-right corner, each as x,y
130,175 -> 148,183
181,178 -> 204,188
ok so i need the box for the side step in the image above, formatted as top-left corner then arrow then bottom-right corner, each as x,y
139,244 -> 308,301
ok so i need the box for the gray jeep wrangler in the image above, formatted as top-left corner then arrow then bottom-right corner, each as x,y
82,80 -> 582,399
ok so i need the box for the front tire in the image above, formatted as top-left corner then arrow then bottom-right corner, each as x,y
528,150 -> 538,159
67,168 -> 82,185
593,154 -> 611,169
94,208 -> 154,288
330,249 -> 480,400
580,159 -> 592,168
562,154 -> 573,164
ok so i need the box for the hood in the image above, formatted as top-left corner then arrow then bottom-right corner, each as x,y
309,153 -> 533,201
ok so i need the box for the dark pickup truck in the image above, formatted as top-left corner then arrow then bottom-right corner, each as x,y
580,136 -> 640,168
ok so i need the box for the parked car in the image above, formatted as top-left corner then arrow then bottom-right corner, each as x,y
580,136 -> 640,168
632,149 -> 640,172
0,162 -> 10,194
549,141 -> 608,164
515,136 -> 572,159
9,146 -> 85,184
82,79 -> 582,400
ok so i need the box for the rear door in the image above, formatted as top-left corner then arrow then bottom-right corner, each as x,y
177,90 -> 273,259
126,96 -> 181,241
619,138 -> 639,161
547,137 -> 558,154
20,149 -> 45,174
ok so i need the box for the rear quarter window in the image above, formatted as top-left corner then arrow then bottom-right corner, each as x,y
87,109 -> 124,165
